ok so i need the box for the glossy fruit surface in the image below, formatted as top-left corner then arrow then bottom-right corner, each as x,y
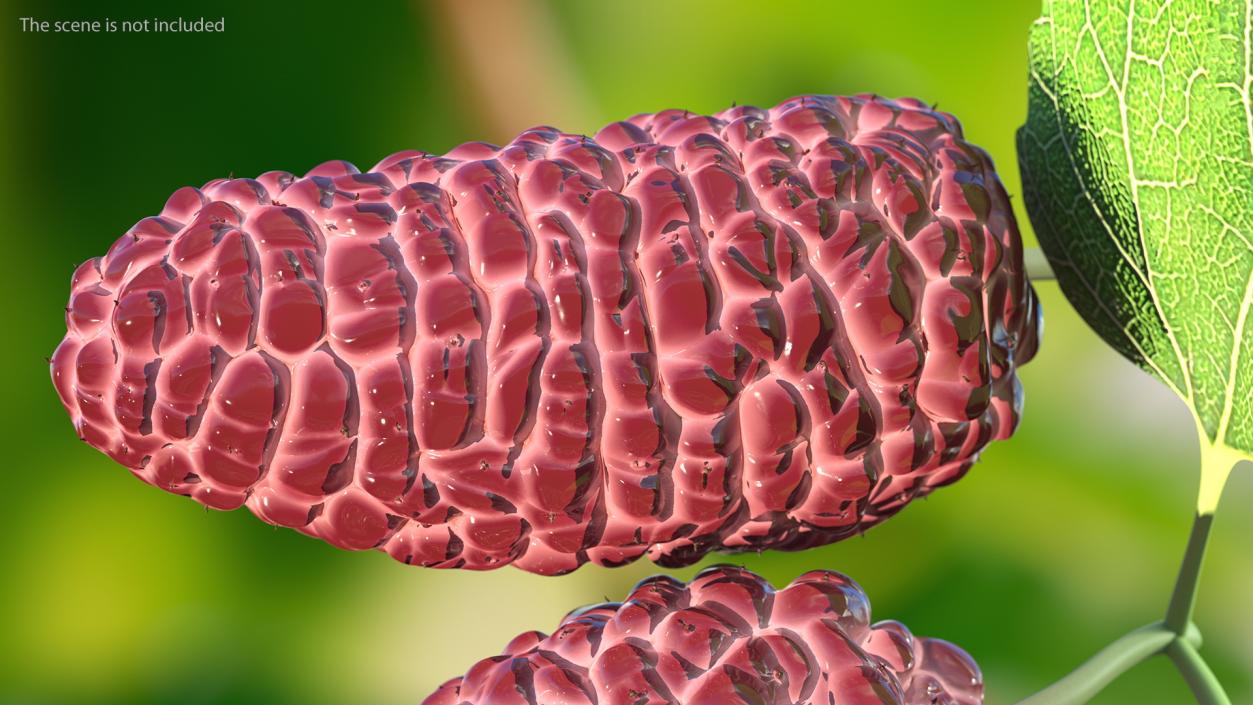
423,565 -> 983,705
51,95 -> 1039,574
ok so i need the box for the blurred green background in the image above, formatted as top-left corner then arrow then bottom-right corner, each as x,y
2,1 -> 1250,703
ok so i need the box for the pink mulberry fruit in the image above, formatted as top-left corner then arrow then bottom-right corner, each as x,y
50,94 -> 1040,575
423,565 -> 982,705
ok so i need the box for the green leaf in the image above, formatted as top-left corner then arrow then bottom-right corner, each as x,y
1018,0 -> 1253,509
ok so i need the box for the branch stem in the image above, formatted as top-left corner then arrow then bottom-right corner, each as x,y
1167,638 -> 1233,705
1013,623 -> 1176,705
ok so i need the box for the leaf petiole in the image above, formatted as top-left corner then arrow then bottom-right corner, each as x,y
1164,511 -> 1216,635
1016,444 -> 1241,704
1194,443 -> 1240,517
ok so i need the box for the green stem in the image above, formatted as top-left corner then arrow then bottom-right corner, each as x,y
1015,445 -> 1237,704
1013,623 -> 1175,705
1167,638 -> 1232,705
1164,512 -> 1215,634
